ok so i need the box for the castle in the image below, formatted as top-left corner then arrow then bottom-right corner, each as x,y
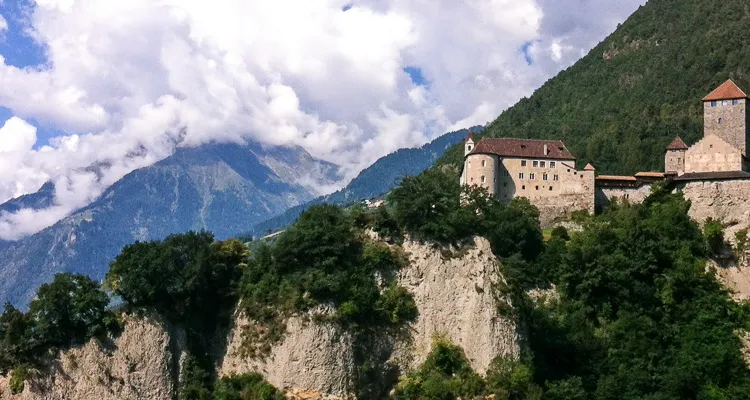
461,80 -> 749,225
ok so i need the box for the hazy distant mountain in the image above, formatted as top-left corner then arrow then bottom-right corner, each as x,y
0,141 -> 341,308
249,127 -> 478,237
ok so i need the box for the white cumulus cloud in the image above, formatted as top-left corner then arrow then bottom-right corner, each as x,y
0,0 -> 646,240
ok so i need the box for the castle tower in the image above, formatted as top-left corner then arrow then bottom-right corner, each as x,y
702,80 -> 749,156
665,136 -> 688,175
465,129 -> 475,156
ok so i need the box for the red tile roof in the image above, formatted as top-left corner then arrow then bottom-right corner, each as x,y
469,138 -> 575,160
702,80 -> 748,101
584,163 -> 595,171
666,136 -> 689,150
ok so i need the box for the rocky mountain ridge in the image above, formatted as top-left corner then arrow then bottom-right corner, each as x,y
0,141 -> 341,308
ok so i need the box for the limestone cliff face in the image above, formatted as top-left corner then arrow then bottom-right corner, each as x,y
395,236 -> 520,374
679,180 -> 750,241
219,314 -> 357,398
0,237 -> 519,399
0,315 -> 184,400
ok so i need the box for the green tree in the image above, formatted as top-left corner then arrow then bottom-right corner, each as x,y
27,273 -> 113,350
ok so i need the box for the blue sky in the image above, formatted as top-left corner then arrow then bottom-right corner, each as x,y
0,0 -> 63,147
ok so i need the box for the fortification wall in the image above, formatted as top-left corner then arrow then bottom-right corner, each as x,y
596,184 -> 653,209
685,135 -> 743,173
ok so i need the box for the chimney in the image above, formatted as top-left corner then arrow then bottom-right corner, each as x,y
544,144 -> 548,155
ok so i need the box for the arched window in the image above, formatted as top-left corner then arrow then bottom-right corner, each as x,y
482,160 -> 487,167
719,118 -> 723,124
481,176 -> 486,183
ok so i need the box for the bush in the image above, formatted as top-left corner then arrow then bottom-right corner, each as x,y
550,226 -> 570,241
213,373 -> 284,400
703,218 -> 725,255
9,364 -> 28,395
393,339 -> 485,400
372,205 -> 402,243
735,228 -> 748,255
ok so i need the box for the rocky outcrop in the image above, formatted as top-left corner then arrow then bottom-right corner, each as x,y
679,180 -> 750,242
219,314 -> 356,398
395,237 -> 520,374
0,314 -> 184,400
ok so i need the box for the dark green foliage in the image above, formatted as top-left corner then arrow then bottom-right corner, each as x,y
736,228 -> 749,255
105,232 -> 248,398
518,190 -> 750,399
28,273 -> 114,349
393,339 -> 485,400
550,226 -> 570,241
704,217 -> 725,256
213,373 -> 284,400
0,273 -> 117,378
435,1 -> 750,176
9,364 -> 28,394
389,167 -> 543,260
372,205 -> 403,244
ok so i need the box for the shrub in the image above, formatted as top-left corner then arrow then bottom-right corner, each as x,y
703,218 -> 725,255
735,228 -> 748,255
213,373 -> 284,400
550,226 -> 570,241
372,205 -> 402,243
9,364 -> 28,395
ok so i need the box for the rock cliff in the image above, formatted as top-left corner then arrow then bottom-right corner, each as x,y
0,237 -> 519,399
395,236 -> 520,374
0,315 -> 184,400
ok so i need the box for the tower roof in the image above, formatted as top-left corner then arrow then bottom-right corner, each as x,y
584,163 -> 595,171
702,79 -> 748,101
466,128 -> 474,142
666,136 -> 689,151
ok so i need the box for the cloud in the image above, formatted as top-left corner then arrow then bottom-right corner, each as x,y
0,0 -> 646,240
0,14 -> 7,33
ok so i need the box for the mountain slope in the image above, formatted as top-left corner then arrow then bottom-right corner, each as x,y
439,0 -> 750,174
0,142 -> 340,308
250,127 -> 475,236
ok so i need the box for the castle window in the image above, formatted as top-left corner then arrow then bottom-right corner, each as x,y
711,101 -> 717,107
543,173 -> 548,181
530,173 -> 536,180
521,160 -> 527,167
470,177 -> 473,182
553,174 -> 559,181
550,162 -> 556,168
482,160 -> 487,167
533,161 -> 539,167
504,183 -> 507,187
719,118 -> 723,124
540,161 -> 546,168
481,176 -> 486,183
549,186 -> 553,191
734,99 -> 740,105
519,172 -> 524,179
723,100 -> 729,106
535,186 -> 539,190
522,185 -> 526,190
468,161 -> 471,169
468,145 -> 473,151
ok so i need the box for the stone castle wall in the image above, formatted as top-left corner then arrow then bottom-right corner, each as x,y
595,184 -> 654,210
685,134 -> 743,173
704,99 -> 747,155
678,179 -> 750,239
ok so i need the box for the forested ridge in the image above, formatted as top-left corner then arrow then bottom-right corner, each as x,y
439,0 -> 750,174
